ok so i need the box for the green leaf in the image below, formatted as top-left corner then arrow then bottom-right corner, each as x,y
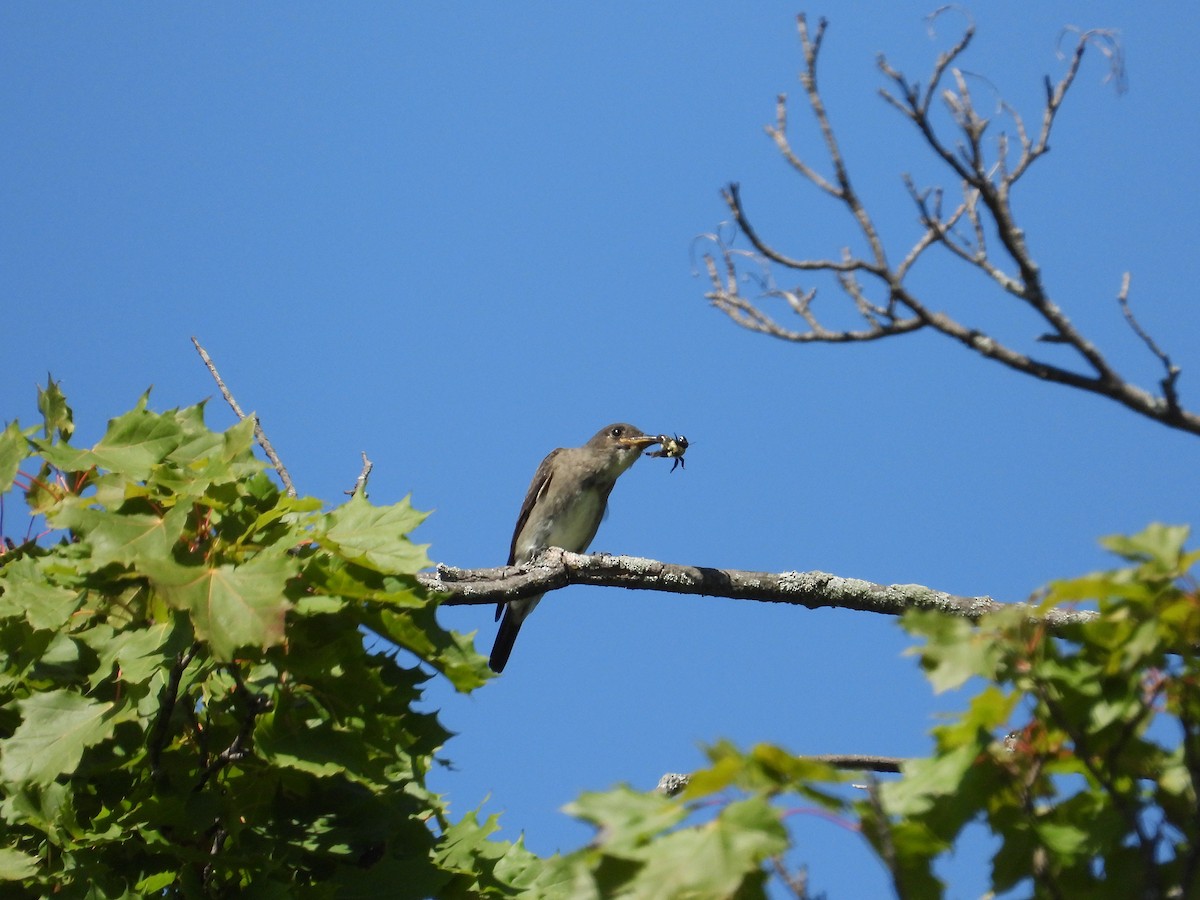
376,607 -> 490,691
628,797 -> 785,899
52,501 -> 190,568
0,846 -> 39,880
37,377 -> 73,442
37,397 -> 184,479
0,556 -> 82,631
904,610 -> 994,692
147,554 -> 295,660
432,810 -> 508,874
0,691 -> 133,786
134,871 -> 177,892
91,620 -> 185,687
0,420 -> 30,493
1036,820 -> 1092,858
563,786 -> 686,853
240,493 -> 324,548
256,712 -> 382,787
1101,523 -> 1189,568
883,742 -> 981,823
323,493 -> 431,574
685,753 -> 741,798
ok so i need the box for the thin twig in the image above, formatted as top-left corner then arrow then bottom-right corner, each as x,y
190,337 -> 297,497
771,858 -> 813,899
864,776 -> 904,896
810,754 -> 904,773
194,664 -> 271,792
1116,273 -> 1182,417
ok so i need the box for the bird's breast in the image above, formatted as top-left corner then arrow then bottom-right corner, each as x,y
515,486 -> 605,560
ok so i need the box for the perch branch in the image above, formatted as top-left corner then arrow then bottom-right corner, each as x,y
427,548 -> 1097,629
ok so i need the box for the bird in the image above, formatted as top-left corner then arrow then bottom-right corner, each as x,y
489,423 -> 658,673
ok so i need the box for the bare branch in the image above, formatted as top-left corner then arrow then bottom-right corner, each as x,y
721,183 -> 874,274
795,14 -> 888,269
703,17 -> 1200,438
766,93 -> 840,198
1116,273 -> 1182,418
346,451 -> 374,498
701,235 -> 925,344
811,753 -> 904,774
877,17 -> 977,184
427,547 -> 1097,629
190,337 -> 298,497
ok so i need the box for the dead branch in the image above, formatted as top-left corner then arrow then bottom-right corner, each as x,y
702,15 -> 1200,437
346,451 -> 374,498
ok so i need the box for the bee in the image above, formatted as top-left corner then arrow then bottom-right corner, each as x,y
646,434 -> 689,472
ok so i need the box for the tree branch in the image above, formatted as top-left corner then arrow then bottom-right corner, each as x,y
346,451 -> 374,498
702,17 -> 1200,437
426,548 -> 1096,628
148,642 -> 200,781
190,336 -> 298,497
812,753 -> 904,774
194,664 -> 271,792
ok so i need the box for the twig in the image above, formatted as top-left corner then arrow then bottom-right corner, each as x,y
148,642 -> 201,780
194,664 -> 271,792
810,754 -> 904,774
771,858 -> 813,899
863,776 -> 904,896
202,823 -> 228,888
190,337 -> 297,497
427,547 -> 1097,629
1116,273 -> 1182,417
346,451 -> 374,498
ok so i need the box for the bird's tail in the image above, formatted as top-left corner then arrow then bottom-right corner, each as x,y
489,609 -> 522,673
489,594 -> 542,673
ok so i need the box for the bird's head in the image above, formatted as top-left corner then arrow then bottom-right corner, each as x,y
587,423 -> 660,454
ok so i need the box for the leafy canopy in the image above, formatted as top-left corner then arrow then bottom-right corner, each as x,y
0,385 -> 497,896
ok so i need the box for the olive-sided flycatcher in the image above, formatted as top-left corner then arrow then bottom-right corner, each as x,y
489,423 -> 658,673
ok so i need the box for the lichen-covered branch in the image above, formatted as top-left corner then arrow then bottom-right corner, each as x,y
426,547 -> 1096,628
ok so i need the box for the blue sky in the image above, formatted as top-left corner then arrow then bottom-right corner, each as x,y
3,3 -> 1198,896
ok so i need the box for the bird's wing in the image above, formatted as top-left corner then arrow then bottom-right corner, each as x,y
507,447 -> 562,566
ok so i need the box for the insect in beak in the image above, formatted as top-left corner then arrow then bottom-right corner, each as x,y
645,434 -> 689,472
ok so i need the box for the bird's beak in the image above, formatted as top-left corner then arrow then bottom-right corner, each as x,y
618,434 -> 660,450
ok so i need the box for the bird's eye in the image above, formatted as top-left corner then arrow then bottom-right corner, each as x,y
610,426 -> 623,437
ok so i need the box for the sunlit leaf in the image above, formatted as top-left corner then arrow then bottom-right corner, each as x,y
52,502 -> 190,568
1101,523 -> 1189,569
0,692 -> 133,786
0,846 -> 39,880
148,554 -> 295,660
323,493 -> 431,574
0,556 -> 81,631
37,397 -> 183,479
36,377 -> 73,442
0,421 -> 30,493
